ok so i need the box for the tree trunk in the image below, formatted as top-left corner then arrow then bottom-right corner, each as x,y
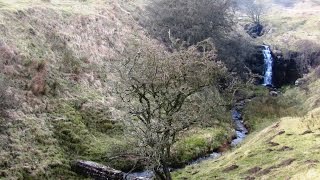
161,160 -> 172,180
163,165 -> 172,180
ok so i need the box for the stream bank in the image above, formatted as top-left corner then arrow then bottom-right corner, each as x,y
125,100 -> 250,180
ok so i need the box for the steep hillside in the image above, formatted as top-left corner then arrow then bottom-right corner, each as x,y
0,1 -> 235,179
262,0 -> 320,47
174,70 -> 320,179
173,1 -> 320,179
0,0 -> 158,178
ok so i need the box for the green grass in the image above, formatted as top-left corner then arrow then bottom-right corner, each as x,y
259,0 -> 320,50
173,109 -> 320,179
174,72 -> 320,180
171,127 -> 232,166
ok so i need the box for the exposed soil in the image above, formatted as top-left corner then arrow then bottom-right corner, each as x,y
268,141 -> 280,147
258,159 -> 296,176
278,159 -> 296,167
267,130 -> 286,142
245,176 -> 255,180
246,166 -> 262,175
301,130 -> 314,135
223,165 -> 239,172
277,146 -> 294,151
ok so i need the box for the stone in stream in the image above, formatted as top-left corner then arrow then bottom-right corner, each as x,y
269,91 -> 278,97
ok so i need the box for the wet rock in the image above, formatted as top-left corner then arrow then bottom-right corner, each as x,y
71,160 -> 125,180
222,164 -> 239,172
273,51 -> 301,87
244,23 -> 264,38
269,91 -> 278,97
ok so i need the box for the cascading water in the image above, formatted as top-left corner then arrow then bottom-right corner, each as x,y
262,45 -> 273,86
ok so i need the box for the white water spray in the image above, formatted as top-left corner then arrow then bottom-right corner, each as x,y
262,45 -> 273,86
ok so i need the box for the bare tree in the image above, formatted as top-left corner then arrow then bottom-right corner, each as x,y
240,0 -> 265,24
115,42 -> 229,180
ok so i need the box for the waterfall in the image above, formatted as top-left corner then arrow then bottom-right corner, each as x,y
262,45 -> 273,86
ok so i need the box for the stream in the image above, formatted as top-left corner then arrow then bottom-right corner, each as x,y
262,45 -> 274,86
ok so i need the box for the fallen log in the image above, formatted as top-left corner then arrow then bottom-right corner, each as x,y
71,160 -> 125,180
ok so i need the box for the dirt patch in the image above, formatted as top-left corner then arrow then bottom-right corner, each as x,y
301,130 -> 313,135
305,160 -> 320,164
246,166 -> 262,174
266,148 -> 274,152
258,166 -> 276,176
258,159 -> 296,176
305,160 -> 319,168
268,141 -> 280,147
218,141 -> 231,152
272,123 -> 280,129
223,165 -> 239,172
278,158 -> 296,167
245,176 -> 255,180
277,146 -> 294,151
305,159 -> 319,167
266,130 -> 285,141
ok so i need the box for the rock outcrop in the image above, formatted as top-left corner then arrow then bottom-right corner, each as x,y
272,50 -> 301,87
244,23 -> 264,38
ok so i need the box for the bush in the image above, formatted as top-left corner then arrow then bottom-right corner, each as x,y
0,76 -> 14,115
294,40 -> 320,74
142,0 -> 233,47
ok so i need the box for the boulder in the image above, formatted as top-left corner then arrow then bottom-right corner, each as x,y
71,160 -> 126,180
244,23 -> 264,38
269,91 -> 278,97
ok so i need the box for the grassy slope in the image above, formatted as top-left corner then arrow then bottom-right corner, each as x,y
0,0 -> 152,178
174,72 -> 320,179
0,0 -> 234,178
174,1 -> 320,179
261,0 -> 320,49
174,109 -> 320,179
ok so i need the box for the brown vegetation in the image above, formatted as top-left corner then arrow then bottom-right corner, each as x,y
142,0 -> 233,47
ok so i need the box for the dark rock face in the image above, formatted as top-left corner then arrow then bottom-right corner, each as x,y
272,50 -> 301,87
246,46 -> 301,87
71,160 -> 125,180
244,23 -> 264,38
245,46 -> 265,84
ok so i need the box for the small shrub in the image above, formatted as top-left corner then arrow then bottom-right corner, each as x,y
30,61 -> 47,96
0,76 -> 15,115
